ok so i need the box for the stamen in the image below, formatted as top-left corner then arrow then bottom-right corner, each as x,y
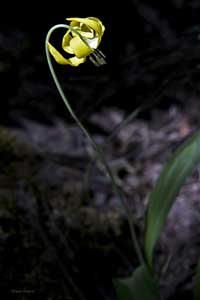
89,49 -> 106,67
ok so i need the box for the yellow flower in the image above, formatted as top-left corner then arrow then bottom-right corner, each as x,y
48,17 -> 105,67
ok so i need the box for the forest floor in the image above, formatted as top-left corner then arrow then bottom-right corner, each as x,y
1,93 -> 200,300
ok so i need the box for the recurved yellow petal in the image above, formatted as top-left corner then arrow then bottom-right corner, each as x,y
69,36 -> 93,58
48,42 -> 85,66
62,31 -> 74,54
67,55 -> 86,66
67,17 -> 105,37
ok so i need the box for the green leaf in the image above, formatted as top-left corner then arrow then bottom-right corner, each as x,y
144,129 -> 200,267
194,259 -> 200,300
113,264 -> 161,300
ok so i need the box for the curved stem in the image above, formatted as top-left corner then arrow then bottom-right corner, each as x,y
45,24 -> 144,265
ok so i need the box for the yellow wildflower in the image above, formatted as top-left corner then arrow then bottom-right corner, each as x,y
48,17 -> 105,67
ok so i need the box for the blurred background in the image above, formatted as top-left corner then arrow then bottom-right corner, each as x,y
1,1 -> 200,300
1,0 -> 200,125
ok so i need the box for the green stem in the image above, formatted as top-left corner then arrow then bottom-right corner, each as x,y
45,24 -> 144,265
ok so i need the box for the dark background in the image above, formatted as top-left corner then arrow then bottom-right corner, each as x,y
1,0 -> 200,126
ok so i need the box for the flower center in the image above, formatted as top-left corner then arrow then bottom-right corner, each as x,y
86,36 -> 99,49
